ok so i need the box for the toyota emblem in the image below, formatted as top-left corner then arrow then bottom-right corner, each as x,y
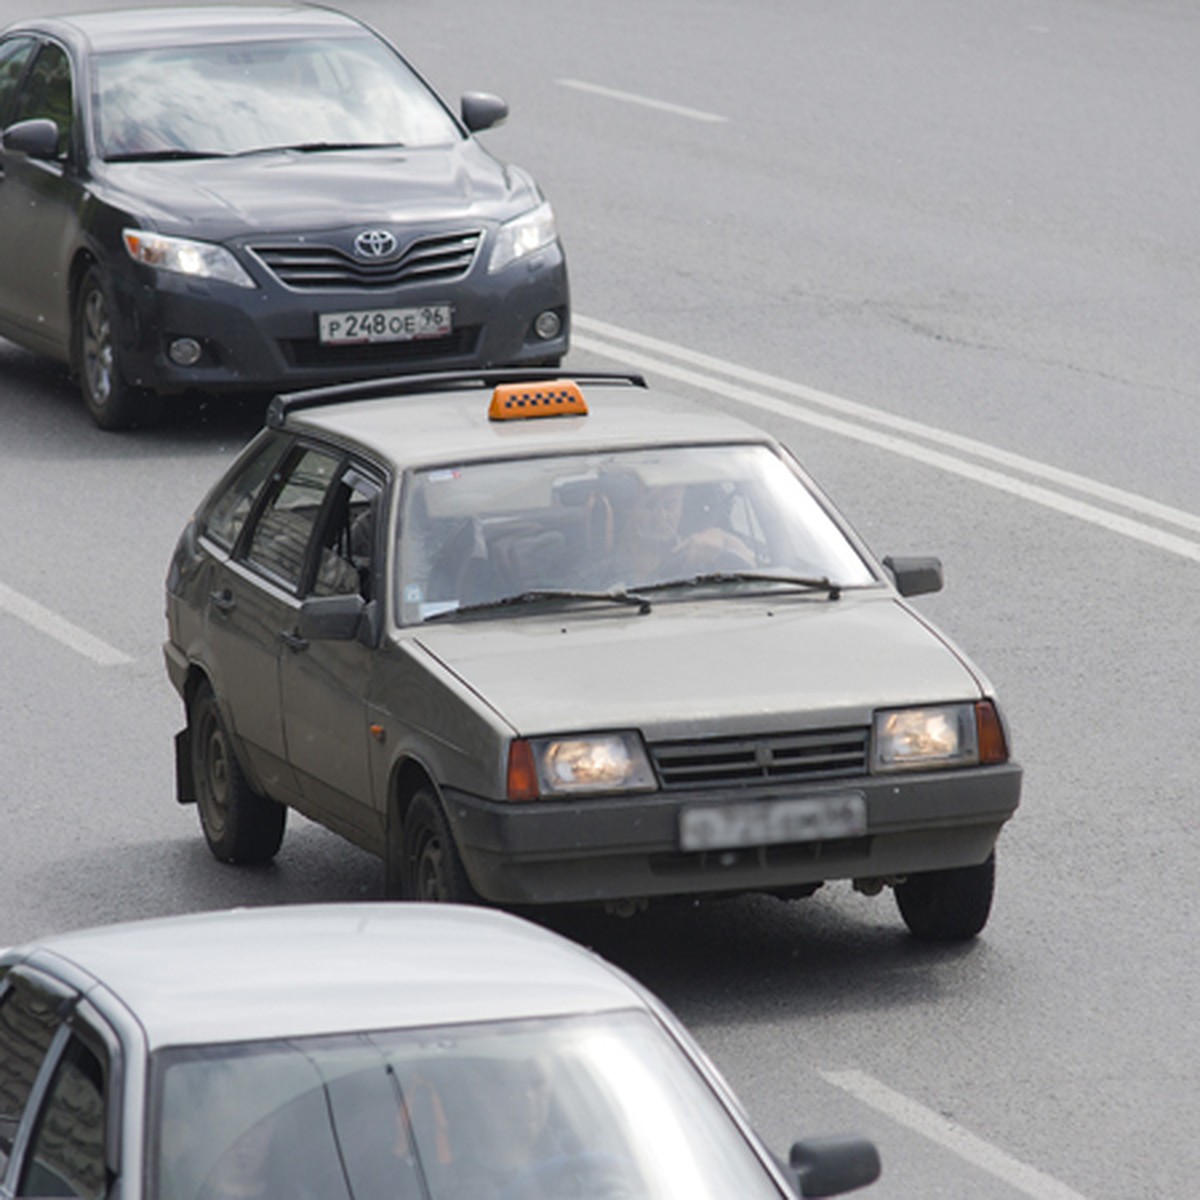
354,229 -> 397,259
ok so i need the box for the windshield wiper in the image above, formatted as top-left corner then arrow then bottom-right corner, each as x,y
633,571 -> 844,600
425,587 -> 652,621
105,148 -> 230,162
237,140 -> 405,156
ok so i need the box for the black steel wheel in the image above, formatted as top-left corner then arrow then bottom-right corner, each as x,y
894,852 -> 995,941
402,788 -> 478,903
190,682 -> 286,864
74,265 -> 148,430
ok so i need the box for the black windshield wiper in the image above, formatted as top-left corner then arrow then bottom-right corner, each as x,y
237,140 -> 405,156
633,571 -> 844,599
105,148 -> 230,162
425,587 -> 652,621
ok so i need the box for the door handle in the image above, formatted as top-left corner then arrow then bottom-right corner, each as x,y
209,589 -> 236,614
279,629 -> 309,652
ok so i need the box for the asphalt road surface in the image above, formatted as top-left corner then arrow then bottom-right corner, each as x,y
1,3 -> 1198,1198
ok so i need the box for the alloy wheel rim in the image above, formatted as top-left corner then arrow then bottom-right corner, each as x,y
82,288 -> 113,406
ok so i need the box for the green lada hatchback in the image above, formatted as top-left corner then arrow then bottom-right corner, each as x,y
164,370 -> 1021,940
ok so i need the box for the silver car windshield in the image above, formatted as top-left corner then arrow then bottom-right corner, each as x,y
150,1010 -> 783,1200
94,36 -> 460,160
397,444 -> 874,624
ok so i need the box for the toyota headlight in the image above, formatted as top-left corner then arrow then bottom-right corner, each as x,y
123,229 -> 256,288
488,201 -> 558,274
507,733 -> 657,799
873,701 -> 1009,771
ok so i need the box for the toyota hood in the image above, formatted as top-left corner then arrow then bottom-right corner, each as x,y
411,591 -> 987,740
100,140 -> 533,237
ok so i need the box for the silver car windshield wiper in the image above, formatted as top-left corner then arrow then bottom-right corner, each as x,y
238,141 -> 406,156
633,571 -> 844,600
105,148 -> 231,162
425,587 -> 653,621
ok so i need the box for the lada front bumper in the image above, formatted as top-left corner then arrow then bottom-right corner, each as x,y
440,762 -> 1022,905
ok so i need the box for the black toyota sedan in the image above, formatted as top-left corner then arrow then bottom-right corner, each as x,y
0,6 -> 569,429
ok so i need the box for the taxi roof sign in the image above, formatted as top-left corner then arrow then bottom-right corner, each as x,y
489,380 -> 588,421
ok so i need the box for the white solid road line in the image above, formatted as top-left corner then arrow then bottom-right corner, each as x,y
822,1070 -> 1092,1200
574,316 -> 1200,563
556,79 -> 728,124
0,581 -> 132,667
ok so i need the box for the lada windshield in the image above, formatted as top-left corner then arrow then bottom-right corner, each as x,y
150,1010 -> 783,1200
95,36 -> 460,160
398,444 -> 874,623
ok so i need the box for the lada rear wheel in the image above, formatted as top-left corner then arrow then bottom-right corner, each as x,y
190,683 -> 286,864
74,266 -> 148,431
894,852 -> 995,941
402,789 -> 478,903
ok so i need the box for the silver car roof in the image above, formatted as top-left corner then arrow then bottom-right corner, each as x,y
15,7 -> 369,53
8,904 -> 643,1050
285,381 -> 773,472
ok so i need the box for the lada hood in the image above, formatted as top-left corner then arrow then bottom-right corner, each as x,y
103,141 -> 527,234
411,592 -> 985,740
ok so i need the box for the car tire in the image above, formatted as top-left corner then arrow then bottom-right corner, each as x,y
190,682 -> 286,864
894,852 -> 995,941
74,265 -> 149,430
402,788 -> 478,903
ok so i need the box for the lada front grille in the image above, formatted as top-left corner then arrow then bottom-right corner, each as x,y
649,727 -> 870,791
252,230 -> 482,290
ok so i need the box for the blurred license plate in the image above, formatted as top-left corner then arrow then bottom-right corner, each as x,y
319,305 -> 452,345
679,793 -> 867,852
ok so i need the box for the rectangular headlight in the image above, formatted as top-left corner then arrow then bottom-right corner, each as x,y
872,704 -> 979,772
508,733 -> 657,798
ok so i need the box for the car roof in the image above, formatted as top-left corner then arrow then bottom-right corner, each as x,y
13,6 -> 368,53
282,376 -> 774,471
8,904 -> 645,1051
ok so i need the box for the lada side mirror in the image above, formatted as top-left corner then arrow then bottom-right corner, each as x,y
787,1134 -> 882,1197
2,118 -> 59,160
460,91 -> 508,132
298,593 -> 371,643
882,554 -> 944,597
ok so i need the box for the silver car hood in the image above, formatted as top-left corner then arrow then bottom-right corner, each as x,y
412,591 -> 984,739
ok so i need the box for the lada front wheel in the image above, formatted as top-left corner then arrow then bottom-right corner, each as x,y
402,789 -> 478,903
190,683 -> 286,864
894,852 -> 995,941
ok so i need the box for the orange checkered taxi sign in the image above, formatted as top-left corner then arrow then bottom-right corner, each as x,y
488,380 -> 588,420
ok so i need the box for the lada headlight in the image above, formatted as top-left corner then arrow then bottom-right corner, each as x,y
507,733 -> 657,800
123,229 -> 256,288
488,201 -> 558,274
872,701 -> 1009,772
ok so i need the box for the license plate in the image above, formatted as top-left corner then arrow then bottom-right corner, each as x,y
318,304 -> 452,345
679,793 -> 868,852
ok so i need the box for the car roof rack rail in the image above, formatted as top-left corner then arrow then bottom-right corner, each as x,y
267,368 -> 648,428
